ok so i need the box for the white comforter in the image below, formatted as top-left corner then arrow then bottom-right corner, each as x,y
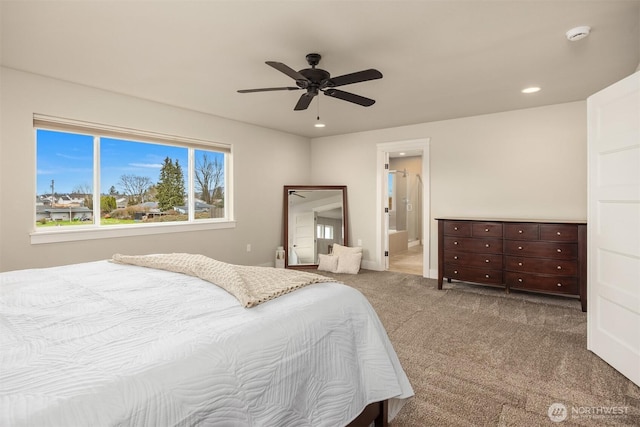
0,260 -> 413,426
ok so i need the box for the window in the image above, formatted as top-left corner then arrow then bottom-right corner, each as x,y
316,224 -> 334,240
34,115 -> 233,242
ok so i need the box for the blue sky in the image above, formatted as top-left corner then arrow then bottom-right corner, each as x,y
37,129 -> 189,195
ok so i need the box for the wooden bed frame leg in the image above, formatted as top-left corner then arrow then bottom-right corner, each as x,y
375,399 -> 389,427
346,399 -> 388,427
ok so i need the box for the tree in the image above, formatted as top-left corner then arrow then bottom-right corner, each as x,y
108,185 -> 118,196
73,183 -> 91,194
100,195 -> 117,213
118,174 -> 152,205
156,157 -> 185,211
72,183 -> 92,207
195,152 -> 224,204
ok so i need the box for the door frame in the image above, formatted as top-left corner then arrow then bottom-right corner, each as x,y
376,138 -> 431,277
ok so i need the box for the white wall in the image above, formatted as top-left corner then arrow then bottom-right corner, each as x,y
0,67 -> 311,272
310,101 -> 587,274
0,67 -> 588,274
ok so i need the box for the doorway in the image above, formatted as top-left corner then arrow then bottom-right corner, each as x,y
388,157 -> 423,274
376,139 -> 430,277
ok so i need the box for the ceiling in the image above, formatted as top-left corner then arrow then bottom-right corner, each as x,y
1,1 -> 639,138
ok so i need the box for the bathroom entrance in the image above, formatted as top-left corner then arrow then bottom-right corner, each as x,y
388,155 -> 423,275
376,138 -> 430,278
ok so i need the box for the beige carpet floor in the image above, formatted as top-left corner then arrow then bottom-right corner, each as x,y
320,269 -> 640,426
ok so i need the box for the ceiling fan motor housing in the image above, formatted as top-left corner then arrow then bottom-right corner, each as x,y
298,54 -> 330,92
299,68 -> 330,85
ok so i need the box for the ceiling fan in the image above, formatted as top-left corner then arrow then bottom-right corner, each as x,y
237,53 -> 383,111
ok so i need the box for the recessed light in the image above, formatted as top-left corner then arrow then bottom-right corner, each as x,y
314,122 -> 325,128
522,87 -> 541,94
399,152 -> 406,156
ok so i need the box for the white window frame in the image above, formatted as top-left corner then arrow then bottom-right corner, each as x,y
31,114 -> 235,245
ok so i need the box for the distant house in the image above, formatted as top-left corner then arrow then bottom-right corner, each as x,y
174,201 -> 214,215
137,202 -> 164,220
35,193 -> 92,222
36,206 -> 93,222
116,197 -> 128,209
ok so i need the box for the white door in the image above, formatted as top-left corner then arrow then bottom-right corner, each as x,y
587,70 -> 640,387
293,211 -> 316,264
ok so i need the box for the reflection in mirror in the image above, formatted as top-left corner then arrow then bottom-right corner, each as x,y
284,185 -> 348,269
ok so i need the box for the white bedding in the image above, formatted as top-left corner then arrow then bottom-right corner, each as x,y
0,260 -> 413,426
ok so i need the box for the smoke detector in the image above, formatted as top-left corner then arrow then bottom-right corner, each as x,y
566,26 -> 591,41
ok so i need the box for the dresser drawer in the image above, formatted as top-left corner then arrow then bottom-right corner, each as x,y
504,223 -> 539,240
504,256 -> 578,276
443,221 -> 471,237
446,252 -> 503,268
539,224 -> 578,242
505,272 -> 578,295
471,222 -> 503,237
444,236 -> 503,254
445,265 -> 503,285
504,240 -> 577,259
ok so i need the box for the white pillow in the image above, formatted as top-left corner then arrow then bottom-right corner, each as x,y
335,252 -> 362,274
317,253 -> 339,273
332,243 -> 363,256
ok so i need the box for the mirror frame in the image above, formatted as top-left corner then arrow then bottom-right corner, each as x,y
283,185 -> 348,269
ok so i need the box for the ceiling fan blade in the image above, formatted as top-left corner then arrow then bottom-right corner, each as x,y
266,61 -> 309,82
323,88 -> 375,107
327,69 -> 383,87
237,87 -> 301,93
294,92 -> 315,111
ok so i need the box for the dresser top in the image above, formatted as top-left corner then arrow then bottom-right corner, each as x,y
435,217 -> 587,224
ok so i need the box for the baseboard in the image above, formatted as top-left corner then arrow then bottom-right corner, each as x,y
361,259 -> 384,271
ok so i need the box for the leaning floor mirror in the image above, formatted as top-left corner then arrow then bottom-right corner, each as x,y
284,185 -> 348,269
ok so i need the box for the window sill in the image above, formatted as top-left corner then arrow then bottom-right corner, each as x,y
30,220 -> 236,245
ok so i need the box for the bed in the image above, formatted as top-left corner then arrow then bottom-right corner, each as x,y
0,255 -> 413,426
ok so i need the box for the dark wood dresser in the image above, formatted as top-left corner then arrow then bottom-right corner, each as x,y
437,218 -> 587,311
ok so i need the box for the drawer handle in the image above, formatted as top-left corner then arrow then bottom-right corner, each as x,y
485,274 -> 490,278
485,259 -> 490,263
557,283 -> 562,287
485,228 -> 489,232
454,227 -> 458,231
518,230 -> 523,234
557,231 -> 561,235
518,278 -> 523,282
485,243 -> 490,248
454,270 -> 458,274
557,248 -> 562,253
518,246 -> 523,250
518,262 -> 523,266
454,256 -> 458,260
454,241 -> 458,245
557,266 -> 562,270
